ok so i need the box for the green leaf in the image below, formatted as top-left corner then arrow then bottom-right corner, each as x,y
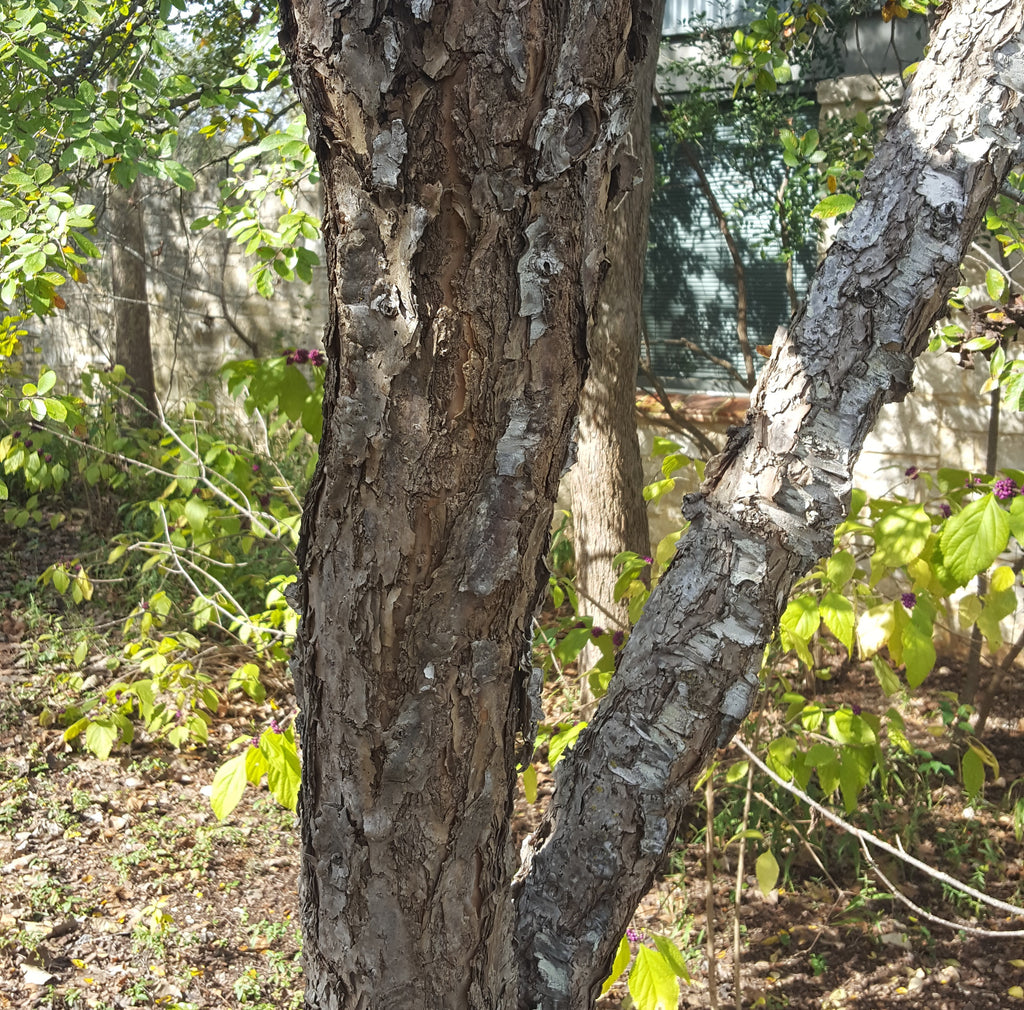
262,729 -> 300,811
838,749 -> 870,813
755,850 -> 779,896
940,493 -> 1010,586
245,743 -> 268,784
725,760 -> 749,784
162,160 -> 196,191
779,593 -> 819,667
42,397 -> 67,421
211,752 -> 248,820
651,934 -> 691,982
601,935 -> 631,996
820,591 -> 854,652
548,721 -> 586,766
629,945 -> 680,1010
986,268 -> 1007,302
961,747 -> 985,799
871,655 -> 902,697
85,719 -> 118,760
811,194 -> 856,219
825,549 -> 856,588
184,497 -> 208,535
51,566 -> 70,594
902,603 -> 936,688
1008,494 -> 1024,545
828,709 -> 876,746
872,503 -> 930,570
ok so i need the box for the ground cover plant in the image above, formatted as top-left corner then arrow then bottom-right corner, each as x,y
1,357 -> 1023,1007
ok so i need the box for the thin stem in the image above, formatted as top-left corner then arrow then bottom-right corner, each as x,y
734,739 -> 1024,925
704,773 -> 719,1010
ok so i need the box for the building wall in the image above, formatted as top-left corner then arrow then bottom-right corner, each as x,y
22,172 -> 325,409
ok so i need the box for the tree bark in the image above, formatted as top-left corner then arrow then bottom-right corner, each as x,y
567,10 -> 659,656
108,180 -> 157,415
280,0 -> 663,1005
515,5 -> 1024,1006
281,0 -> 1024,1007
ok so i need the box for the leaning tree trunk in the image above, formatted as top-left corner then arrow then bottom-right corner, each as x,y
515,6 -> 1024,1006
567,7 -> 660,656
281,0 -> 1024,1007
108,179 -> 157,415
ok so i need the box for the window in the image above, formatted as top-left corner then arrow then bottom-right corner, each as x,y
643,110 -> 818,392
663,0 -> 750,36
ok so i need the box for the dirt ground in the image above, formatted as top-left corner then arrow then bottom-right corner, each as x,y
2,530 -> 1023,1007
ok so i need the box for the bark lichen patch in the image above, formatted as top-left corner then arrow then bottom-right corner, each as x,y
516,217 -> 563,344
371,119 -> 408,190
496,402 -> 541,477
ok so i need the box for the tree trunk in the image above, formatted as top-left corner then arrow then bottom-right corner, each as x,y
281,1 -> 1024,1007
108,180 -> 157,415
515,6 -> 1024,1005
280,0 -> 663,1005
567,10 -> 659,656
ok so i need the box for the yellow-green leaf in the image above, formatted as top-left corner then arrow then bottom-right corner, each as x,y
629,944 -> 680,1010
755,850 -> 780,896
211,752 -> 248,820
940,493 -> 1010,587
601,935 -> 631,996
522,763 -> 538,804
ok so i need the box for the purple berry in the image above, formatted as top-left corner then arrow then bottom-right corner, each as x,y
901,592 -> 916,609
994,477 -> 1018,500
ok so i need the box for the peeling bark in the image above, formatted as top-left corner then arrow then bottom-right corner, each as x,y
514,5 -> 1024,1006
280,0 -> 662,1006
282,0 -> 1024,1007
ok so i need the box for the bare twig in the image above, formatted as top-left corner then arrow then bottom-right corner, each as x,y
859,837 -> 1024,938
679,141 -> 756,391
705,773 -> 719,1010
734,738 -> 1024,926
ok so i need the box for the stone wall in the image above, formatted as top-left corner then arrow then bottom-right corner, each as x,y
22,170 -> 325,408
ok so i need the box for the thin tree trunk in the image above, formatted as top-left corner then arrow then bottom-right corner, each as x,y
567,6 -> 661,674
281,1 -> 1024,1007
109,180 -> 157,415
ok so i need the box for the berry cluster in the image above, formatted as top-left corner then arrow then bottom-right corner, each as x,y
285,348 -> 326,366
994,477 -> 1019,500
